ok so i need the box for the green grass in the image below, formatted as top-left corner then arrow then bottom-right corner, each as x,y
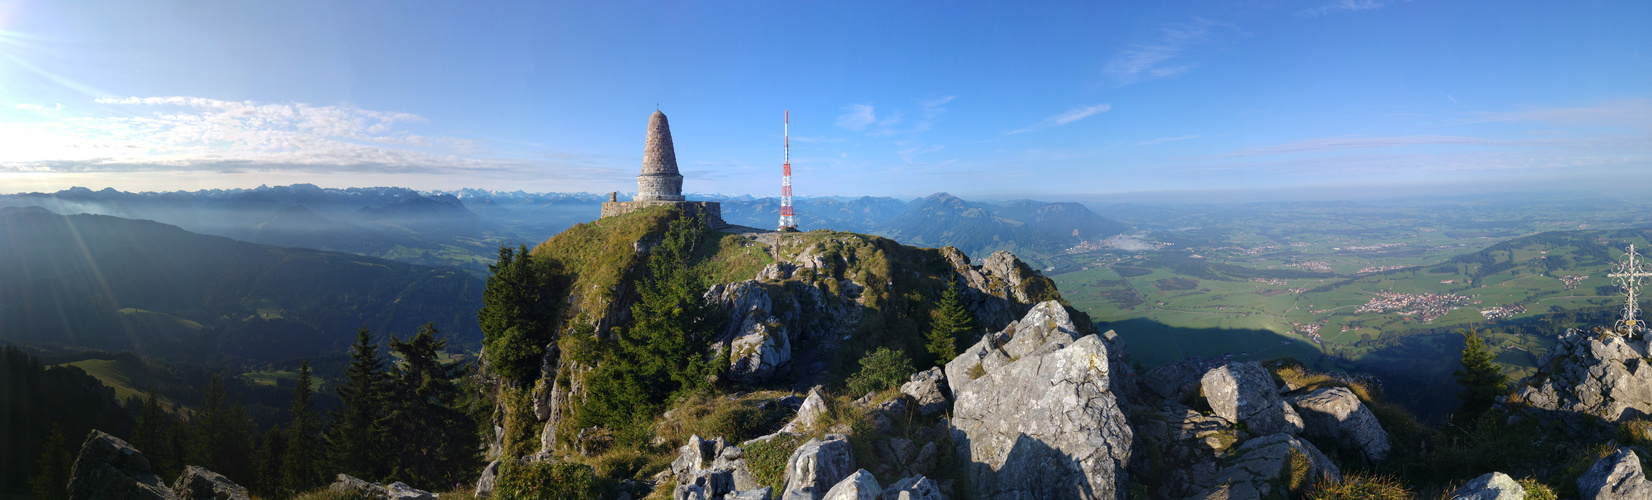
59,359 -> 147,402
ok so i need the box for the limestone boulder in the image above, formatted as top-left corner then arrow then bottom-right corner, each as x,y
707,281 -> 794,384
950,333 -> 1132,500
944,300 -> 1085,397
1186,433 -> 1341,500
1450,472 -> 1525,500
1287,387 -> 1391,462
66,430 -> 177,500
900,367 -> 951,416
878,476 -> 945,500
780,388 -> 829,435
730,487 -> 775,500
1515,329 -> 1652,423
1578,448 -> 1652,500
328,474 -> 437,500
781,434 -> 856,500
170,466 -> 249,500
1201,362 -> 1291,435
474,460 -> 500,498
821,469 -> 882,500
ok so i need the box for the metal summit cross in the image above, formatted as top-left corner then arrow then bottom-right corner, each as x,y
1608,244 -> 1652,332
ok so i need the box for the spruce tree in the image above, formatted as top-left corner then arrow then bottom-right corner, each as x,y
28,423 -> 72,500
282,361 -> 322,493
253,427 -> 287,496
1452,328 -> 1509,428
926,277 -> 976,364
386,322 -> 479,489
191,375 -> 252,482
479,243 -> 555,385
328,327 -> 389,481
131,388 -> 171,470
583,213 -> 722,436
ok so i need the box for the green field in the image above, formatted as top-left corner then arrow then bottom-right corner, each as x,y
1051,200 -> 1652,378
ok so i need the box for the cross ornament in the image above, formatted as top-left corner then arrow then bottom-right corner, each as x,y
1608,244 -> 1652,331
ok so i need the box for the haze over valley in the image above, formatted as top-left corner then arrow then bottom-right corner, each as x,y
2,2 -> 1649,499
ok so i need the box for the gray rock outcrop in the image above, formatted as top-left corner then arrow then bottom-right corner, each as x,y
1451,472 -> 1526,500
900,367 -> 951,416
328,474 -> 437,500
782,434 -> 857,500
1201,362 -> 1292,436
1286,387 -> 1391,462
1516,329 -> 1652,423
707,281 -> 794,383
474,460 -> 500,498
780,388 -> 829,435
949,326 -> 1132,500
66,430 -> 177,500
170,466 -> 249,500
821,469 -> 882,500
731,487 -> 775,500
939,248 -> 1045,333
879,475 -> 945,500
944,300 -> 1086,397
1578,448 -> 1652,500
1186,433 -> 1341,500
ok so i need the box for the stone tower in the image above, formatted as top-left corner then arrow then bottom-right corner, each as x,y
636,110 -> 685,202
599,110 -> 731,230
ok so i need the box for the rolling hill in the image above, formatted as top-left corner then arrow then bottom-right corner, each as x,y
0,206 -> 484,363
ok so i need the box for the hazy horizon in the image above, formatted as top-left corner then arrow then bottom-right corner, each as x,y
0,2 -> 1647,199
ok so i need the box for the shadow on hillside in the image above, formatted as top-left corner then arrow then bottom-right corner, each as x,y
956,433 -> 1107,498
1096,317 -> 1324,369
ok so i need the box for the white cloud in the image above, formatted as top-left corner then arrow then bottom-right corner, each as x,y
0,96 -> 621,184
897,144 -> 944,163
14,103 -> 43,110
1011,104 -> 1111,134
836,104 -> 877,132
1298,0 -> 1384,17
1106,21 -> 1230,85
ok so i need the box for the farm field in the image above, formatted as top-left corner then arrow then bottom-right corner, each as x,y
1058,196 -> 1652,377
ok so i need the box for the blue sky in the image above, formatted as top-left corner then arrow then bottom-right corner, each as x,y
0,1 -> 1647,200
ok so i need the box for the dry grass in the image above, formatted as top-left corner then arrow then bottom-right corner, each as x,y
1306,472 -> 1414,500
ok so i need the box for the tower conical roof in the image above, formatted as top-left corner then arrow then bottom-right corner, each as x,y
641,110 -> 679,176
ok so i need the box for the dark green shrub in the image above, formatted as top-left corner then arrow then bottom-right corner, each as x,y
845,347 -> 914,397
494,459 -> 601,500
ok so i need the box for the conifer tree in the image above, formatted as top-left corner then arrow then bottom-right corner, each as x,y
926,277 -> 976,364
479,243 -> 555,385
385,322 -> 479,488
328,327 -> 389,481
253,427 -> 287,496
583,213 -> 722,436
1452,327 -> 1509,428
191,375 -> 252,482
28,423 -> 72,500
282,361 -> 323,493
131,388 -> 171,469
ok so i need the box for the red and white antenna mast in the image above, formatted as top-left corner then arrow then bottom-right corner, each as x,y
779,110 -> 797,230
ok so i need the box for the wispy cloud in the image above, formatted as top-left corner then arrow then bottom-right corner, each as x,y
1011,104 -> 1112,134
1298,0 -> 1384,18
897,144 -> 944,163
1136,134 -> 1201,146
835,104 -> 877,132
14,103 -> 44,110
1106,20 -> 1232,86
0,96 -> 623,183
1215,135 -> 1502,157
1462,98 -> 1652,130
